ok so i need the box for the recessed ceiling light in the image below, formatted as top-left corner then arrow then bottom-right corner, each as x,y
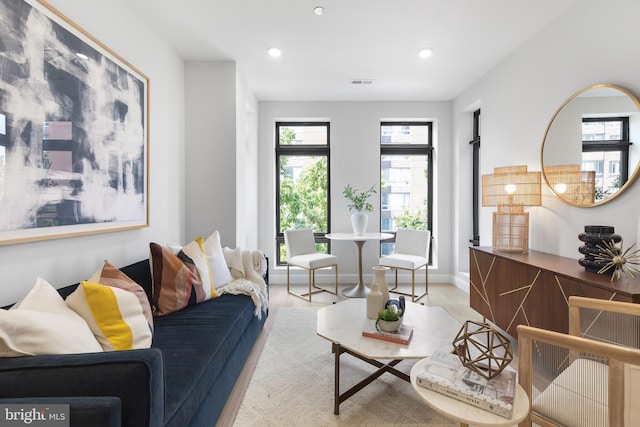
418,48 -> 434,59
313,6 -> 325,16
76,52 -> 89,60
268,47 -> 282,58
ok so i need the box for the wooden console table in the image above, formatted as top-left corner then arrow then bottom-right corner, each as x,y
469,246 -> 640,338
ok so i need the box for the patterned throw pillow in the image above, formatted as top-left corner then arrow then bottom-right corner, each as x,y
66,281 -> 153,351
87,260 -> 153,331
149,242 -> 206,316
178,237 -> 218,300
0,278 -> 103,357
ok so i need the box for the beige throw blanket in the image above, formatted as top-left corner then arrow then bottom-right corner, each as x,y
220,247 -> 268,319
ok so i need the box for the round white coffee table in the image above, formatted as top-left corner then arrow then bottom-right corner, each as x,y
325,232 -> 393,297
410,357 -> 530,426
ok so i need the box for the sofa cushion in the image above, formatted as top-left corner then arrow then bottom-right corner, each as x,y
88,260 -> 154,331
150,243 -> 207,316
66,281 -> 153,351
0,278 -> 103,357
151,293 -> 257,426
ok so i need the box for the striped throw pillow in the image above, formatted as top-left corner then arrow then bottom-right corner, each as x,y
149,242 -> 206,316
66,281 -> 153,351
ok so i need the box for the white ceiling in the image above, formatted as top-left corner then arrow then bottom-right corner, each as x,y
130,0 -> 577,101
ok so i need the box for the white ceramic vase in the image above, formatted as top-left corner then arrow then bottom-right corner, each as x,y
366,282 -> 384,319
351,211 -> 368,236
371,266 -> 390,305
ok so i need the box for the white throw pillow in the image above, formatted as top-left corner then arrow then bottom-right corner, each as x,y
204,231 -> 233,288
0,278 -> 102,357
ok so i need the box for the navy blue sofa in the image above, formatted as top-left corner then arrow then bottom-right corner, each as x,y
0,259 -> 268,427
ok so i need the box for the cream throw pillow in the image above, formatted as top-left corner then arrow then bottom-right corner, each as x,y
66,281 -> 152,351
204,231 -> 233,288
0,278 -> 102,357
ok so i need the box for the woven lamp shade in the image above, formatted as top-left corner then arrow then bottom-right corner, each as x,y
482,166 -> 541,252
543,164 -> 596,206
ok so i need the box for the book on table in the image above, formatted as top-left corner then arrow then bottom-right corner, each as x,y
415,349 -> 516,419
361,319 -> 413,344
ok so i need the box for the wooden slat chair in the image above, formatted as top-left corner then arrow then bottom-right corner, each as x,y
518,296 -> 640,427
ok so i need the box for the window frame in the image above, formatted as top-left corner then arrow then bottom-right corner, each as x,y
275,121 -> 331,266
582,116 -> 631,188
379,121 -> 434,261
469,109 -> 481,246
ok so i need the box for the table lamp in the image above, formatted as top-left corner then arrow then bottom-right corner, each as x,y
543,164 -> 596,206
482,165 -> 541,252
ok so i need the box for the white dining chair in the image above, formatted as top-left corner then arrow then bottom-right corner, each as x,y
379,228 -> 430,302
284,228 -> 338,302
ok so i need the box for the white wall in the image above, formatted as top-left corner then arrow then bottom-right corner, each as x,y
184,62 -> 239,247
258,101 -> 452,286
235,71 -> 260,249
0,0 -> 186,306
452,0 -> 640,281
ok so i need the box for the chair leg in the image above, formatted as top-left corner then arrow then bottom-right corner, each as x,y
388,267 -> 428,302
289,265 -> 338,302
411,270 -> 415,302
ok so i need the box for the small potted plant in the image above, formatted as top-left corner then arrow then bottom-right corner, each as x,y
343,184 -> 376,236
376,305 -> 403,332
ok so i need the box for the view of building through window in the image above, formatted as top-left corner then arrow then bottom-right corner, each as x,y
582,118 -> 628,199
380,122 -> 432,257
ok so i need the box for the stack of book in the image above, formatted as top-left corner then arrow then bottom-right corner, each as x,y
415,350 -> 516,419
362,319 -> 413,344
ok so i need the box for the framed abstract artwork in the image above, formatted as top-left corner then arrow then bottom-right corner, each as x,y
0,0 -> 149,245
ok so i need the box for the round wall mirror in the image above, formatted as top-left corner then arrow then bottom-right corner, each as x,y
541,83 -> 640,207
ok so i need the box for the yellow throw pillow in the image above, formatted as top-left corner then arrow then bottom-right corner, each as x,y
66,281 -> 152,351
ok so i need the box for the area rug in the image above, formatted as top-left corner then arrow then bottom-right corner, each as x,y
233,307 -> 456,426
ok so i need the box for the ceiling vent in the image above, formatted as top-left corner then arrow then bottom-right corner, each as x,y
351,79 -> 374,85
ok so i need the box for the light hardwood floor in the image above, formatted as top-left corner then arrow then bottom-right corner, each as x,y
214,281 -> 483,427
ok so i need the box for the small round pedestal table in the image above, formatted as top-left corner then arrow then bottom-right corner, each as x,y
325,232 -> 393,298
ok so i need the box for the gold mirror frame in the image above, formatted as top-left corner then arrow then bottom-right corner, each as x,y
541,83 -> 640,207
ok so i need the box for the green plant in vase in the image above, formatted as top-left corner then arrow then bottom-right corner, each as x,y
376,305 -> 403,332
343,184 -> 376,236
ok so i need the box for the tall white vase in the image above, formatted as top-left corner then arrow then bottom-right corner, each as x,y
351,211 -> 368,236
372,266 -> 390,305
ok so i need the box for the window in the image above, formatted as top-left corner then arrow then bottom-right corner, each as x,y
275,122 -> 330,265
469,109 -> 480,246
582,117 -> 630,200
380,121 -> 433,257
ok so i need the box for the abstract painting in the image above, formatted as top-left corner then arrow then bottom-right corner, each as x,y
0,0 -> 149,244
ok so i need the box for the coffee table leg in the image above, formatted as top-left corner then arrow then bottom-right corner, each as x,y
333,342 -> 341,415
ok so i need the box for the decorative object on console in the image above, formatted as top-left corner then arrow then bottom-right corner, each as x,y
452,320 -> 513,380
543,165 -> 595,206
482,165 -> 541,252
343,183 -> 377,236
594,239 -> 640,281
578,225 -> 622,274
